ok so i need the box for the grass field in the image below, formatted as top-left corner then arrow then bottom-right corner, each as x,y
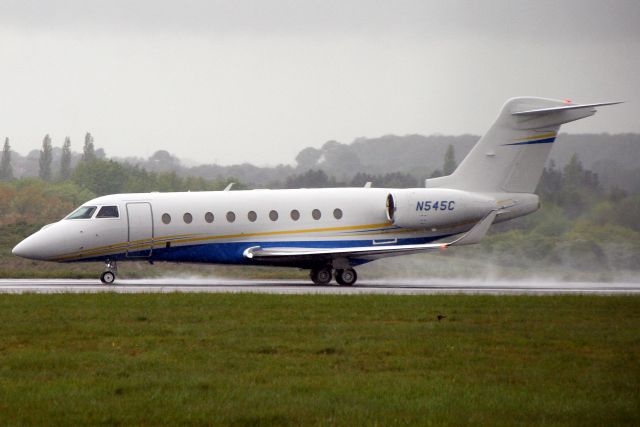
0,294 -> 638,426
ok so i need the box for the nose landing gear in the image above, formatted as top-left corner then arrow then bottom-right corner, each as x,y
100,260 -> 117,284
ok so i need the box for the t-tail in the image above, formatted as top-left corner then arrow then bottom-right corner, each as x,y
427,97 -> 622,193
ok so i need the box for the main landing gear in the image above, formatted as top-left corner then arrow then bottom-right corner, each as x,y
100,260 -> 117,285
309,266 -> 358,286
335,268 -> 357,286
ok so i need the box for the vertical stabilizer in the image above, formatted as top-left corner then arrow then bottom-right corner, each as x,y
426,97 -> 621,193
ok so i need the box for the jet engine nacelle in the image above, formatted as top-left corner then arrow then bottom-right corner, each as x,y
386,188 -> 496,228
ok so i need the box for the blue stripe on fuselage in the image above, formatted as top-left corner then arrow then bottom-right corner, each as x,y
72,235 -> 453,265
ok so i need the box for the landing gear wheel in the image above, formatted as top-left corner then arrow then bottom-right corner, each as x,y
310,267 -> 333,285
335,268 -> 357,286
101,259 -> 117,285
100,270 -> 116,284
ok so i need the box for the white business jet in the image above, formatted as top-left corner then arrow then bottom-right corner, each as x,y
13,97 -> 620,285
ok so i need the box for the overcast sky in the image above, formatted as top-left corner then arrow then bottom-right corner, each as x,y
1,0 -> 638,165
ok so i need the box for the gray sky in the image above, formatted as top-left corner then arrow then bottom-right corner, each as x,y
1,0 -> 638,165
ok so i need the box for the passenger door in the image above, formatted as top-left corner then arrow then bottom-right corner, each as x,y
126,202 -> 153,257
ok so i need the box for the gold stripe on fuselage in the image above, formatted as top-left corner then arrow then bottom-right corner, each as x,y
51,233 -> 199,261
51,222 -> 395,261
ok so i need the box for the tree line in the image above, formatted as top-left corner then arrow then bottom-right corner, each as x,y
0,135 -> 637,276
1,133 -> 637,233
1,133 -> 98,182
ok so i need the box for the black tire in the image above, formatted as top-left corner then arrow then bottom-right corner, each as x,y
310,267 -> 332,285
100,271 -> 116,284
336,268 -> 357,286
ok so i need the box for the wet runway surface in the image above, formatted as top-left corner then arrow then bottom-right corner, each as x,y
0,278 -> 639,295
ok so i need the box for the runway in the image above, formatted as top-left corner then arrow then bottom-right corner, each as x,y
0,278 -> 638,295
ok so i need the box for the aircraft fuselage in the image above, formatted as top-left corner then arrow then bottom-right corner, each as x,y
12,187 -> 537,267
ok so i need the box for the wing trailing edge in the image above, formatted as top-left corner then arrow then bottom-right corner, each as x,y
243,210 -> 497,262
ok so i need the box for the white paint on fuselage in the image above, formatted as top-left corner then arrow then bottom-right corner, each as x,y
12,187 -> 538,264
14,188 -> 538,263
146,188 -> 393,242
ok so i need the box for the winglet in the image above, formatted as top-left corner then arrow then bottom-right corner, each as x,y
447,210 -> 497,247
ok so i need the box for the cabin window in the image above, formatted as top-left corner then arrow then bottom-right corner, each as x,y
312,209 -> 321,220
269,210 -> 279,221
290,209 -> 300,221
333,208 -> 343,220
226,211 -> 236,222
67,206 -> 97,220
96,205 -> 119,218
183,213 -> 193,224
248,211 -> 257,222
162,213 -> 171,224
205,212 -> 214,223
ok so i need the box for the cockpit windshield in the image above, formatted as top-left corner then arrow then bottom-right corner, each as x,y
67,206 -> 97,220
96,206 -> 119,218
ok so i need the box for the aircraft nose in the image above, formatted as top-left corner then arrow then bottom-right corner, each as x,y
13,238 -> 32,259
12,235 -> 46,260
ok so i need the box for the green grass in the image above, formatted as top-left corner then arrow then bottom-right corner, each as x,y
0,294 -> 638,426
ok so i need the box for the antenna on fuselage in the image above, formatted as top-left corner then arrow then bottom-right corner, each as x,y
223,182 -> 234,191
364,182 -> 372,188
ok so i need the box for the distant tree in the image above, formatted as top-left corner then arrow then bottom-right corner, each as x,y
565,153 -> 600,191
82,132 -> 96,162
350,172 -> 376,187
611,195 -> 640,231
379,172 -> 418,188
563,154 -> 585,188
295,147 -> 322,169
39,134 -> 53,181
582,168 -> 600,191
349,172 -> 417,188
538,160 -> 563,203
430,169 -> 443,178
608,186 -> 627,203
284,169 -> 332,188
73,159 -> 127,196
0,137 -> 13,180
0,182 -> 15,215
60,137 -> 72,180
560,157 -> 586,218
556,154 -> 602,218
319,141 -> 362,177
443,144 -> 457,175
148,150 -> 180,172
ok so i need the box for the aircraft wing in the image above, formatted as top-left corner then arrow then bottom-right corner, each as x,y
243,210 -> 497,262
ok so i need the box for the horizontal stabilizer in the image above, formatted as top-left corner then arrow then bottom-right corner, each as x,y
512,101 -> 623,116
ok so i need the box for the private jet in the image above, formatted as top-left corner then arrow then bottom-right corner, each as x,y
12,97 -> 620,285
